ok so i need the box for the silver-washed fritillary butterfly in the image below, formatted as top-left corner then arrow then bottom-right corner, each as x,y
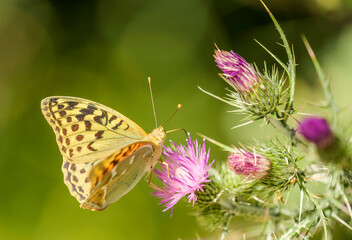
41,96 -> 166,211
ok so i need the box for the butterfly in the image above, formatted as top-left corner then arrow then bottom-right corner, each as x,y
41,96 -> 166,211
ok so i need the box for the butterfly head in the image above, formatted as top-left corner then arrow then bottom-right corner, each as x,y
148,126 -> 166,146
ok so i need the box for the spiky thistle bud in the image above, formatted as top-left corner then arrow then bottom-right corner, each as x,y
227,147 -> 270,180
211,48 -> 286,120
234,141 -> 300,202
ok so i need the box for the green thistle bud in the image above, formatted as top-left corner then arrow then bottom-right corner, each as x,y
194,203 -> 232,232
193,166 -> 241,232
249,141 -> 300,202
194,180 -> 221,209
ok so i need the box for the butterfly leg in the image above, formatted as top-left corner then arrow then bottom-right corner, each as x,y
159,159 -> 172,180
143,167 -> 157,187
144,160 -> 179,193
144,169 -> 169,194
147,167 -> 153,185
159,159 -> 181,190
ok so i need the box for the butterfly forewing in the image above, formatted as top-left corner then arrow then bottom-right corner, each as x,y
41,96 -> 148,163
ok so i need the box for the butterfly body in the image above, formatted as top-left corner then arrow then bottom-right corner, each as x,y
41,96 -> 166,211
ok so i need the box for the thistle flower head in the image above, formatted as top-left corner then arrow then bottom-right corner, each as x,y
214,49 -> 259,93
298,117 -> 334,149
227,147 -> 270,180
153,134 -> 214,214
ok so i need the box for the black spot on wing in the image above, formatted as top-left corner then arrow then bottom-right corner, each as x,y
95,131 -> 104,139
50,98 -> 58,106
87,142 -> 97,151
64,101 -> 79,110
59,111 -> 66,117
94,110 -> 108,126
109,115 -> 117,123
63,162 -> 69,169
85,121 -> 91,130
87,104 -> 98,110
94,116 -> 103,125
112,120 -> 123,130
75,107 -> 98,121
76,114 -> 85,121
78,186 -> 84,193
80,108 -> 95,115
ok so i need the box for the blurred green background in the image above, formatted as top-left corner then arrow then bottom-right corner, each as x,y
1,0 -> 352,239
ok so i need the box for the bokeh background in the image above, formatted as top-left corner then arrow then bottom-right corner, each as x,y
1,0 -> 352,239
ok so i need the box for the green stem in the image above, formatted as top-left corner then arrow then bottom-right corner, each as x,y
278,217 -> 314,240
258,218 -> 270,240
234,203 -> 296,219
302,36 -> 338,127
266,115 -> 305,147
296,174 -> 328,240
220,214 -> 233,240
219,194 -> 297,219
260,0 -> 296,118
267,114 -> 292,138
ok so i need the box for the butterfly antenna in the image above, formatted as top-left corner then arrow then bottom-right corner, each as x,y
148,77 -> 158,128
161,104 -> 182,127
166,128 -> 188,136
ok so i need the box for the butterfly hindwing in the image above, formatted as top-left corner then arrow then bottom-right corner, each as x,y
61,158 -> 94,203
81,144 -> 155,211
41,96 -> 148,163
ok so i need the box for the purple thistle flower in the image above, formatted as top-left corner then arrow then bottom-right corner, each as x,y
214,49 -> 259,93
153,134 -> 214,214
227,148 -> 270,180
298,117 -> 334,149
